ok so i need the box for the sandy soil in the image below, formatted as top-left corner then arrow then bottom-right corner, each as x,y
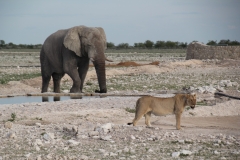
0,58 -> 240,159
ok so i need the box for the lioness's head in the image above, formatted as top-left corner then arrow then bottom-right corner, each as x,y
186,94 -> 196,109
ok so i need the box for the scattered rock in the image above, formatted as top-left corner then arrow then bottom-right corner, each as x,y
35,146 -> 40,151
180,150 -> 192,156
172,152 -> 180,158
35,139 -> 43,146
130,135 -> 136,140
178,140 -> 185,144
7,132 -> 16,139
68,140 -> 80,146
79,155 -> 88,160
4,121 -> 13,129
43,132 -> 54,141
100,135 -> 112,141
99,123 -> 113,133
134,126 -> 143,131
88,131 -> 99,137
35,123 -> 41,127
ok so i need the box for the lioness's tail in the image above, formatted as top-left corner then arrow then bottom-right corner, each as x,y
127,98 -> 140,125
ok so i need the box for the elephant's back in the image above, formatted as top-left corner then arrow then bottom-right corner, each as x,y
44,29 -> 68,45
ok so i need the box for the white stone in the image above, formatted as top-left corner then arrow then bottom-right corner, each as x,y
7,132 -> 16,139
46,154 -> 52,159
134,127 -> 143,131
123,147 -> 130,152
35,139 -> 43,146
178,140 -> 185,144
100,123 -> 113,133
63,90 -> 69,93
99,149 -> 106,154
43,133 -> 54,141
68,140 -> 80,146
101,135 -> 112,141
79,155 -> 88,160
180,150 -> 192,155
81,135 -> 88,139
35,123 -> 41,127
109,152 -> 118,156
172,152 -> 180,157
130,135 -> 136,140
219,80 -> 232,87
214,150 -> 220,155
36,146 -> 40,151
88,131 -> 99,137
25,153 -> 31,158
147,138 -> 153,141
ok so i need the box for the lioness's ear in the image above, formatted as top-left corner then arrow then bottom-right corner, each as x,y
193,93 -> 196,98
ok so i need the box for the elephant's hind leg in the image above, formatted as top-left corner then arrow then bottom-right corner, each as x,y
41,75 -> 51,93
52,73 -> 64,93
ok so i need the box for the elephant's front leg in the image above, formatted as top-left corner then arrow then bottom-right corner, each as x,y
65,68 -> 81,93
78,57 -> 90,92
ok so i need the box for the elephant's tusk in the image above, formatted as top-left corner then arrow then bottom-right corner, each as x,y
90,57 -> 95,62
105,57 -> 113,62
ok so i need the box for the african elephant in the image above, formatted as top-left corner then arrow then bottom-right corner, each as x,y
40,25 -> 109,93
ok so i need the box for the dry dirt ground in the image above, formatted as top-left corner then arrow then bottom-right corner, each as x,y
0,56 -> 240,159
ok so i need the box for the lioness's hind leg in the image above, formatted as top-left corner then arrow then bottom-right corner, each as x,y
144,111 -> 152,127
133,116 -> 142,126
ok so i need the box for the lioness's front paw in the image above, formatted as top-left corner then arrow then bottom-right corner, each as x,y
176,126 -> 181,130
176,127 -> 184,130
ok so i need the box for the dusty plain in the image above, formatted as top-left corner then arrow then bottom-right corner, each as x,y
0,51 -> 240,160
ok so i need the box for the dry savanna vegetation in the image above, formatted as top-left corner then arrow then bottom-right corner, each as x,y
0,49 -> 240,160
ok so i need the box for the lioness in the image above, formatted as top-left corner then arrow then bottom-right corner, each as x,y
128,94 -> 196,130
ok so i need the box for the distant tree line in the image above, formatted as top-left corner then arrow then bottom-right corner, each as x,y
1,39 -> 239,50
206,39 -> 240,46
107,40 -> 188,49
0,40 -> 42,49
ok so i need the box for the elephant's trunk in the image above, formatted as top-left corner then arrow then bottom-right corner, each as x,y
93,57 -> 107,93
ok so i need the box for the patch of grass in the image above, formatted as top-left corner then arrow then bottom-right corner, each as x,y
86,81 -> 93,85
197,101 -> 208,106
40,132 -> 46,136
36,117 -> 43,121
125,107 -> 136,113
8,113 -> 16,122
0,72 -> 41,84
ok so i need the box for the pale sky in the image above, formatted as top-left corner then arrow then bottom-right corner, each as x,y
0,0 -> 240,45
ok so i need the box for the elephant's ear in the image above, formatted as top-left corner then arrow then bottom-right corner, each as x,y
96,27 -> 107,50
63,27 -> 82,57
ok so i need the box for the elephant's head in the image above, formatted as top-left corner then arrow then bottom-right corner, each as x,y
63,25 -> 107,93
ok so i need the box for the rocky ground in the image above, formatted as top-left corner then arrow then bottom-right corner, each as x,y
0,52 -> 240,160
